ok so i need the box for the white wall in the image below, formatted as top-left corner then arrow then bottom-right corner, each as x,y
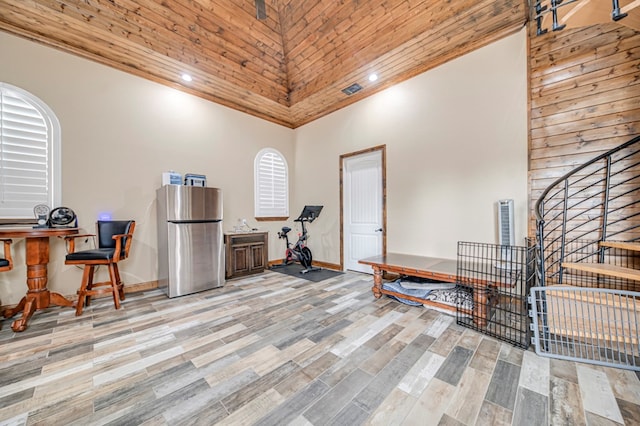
0,27 -> 528,305
0,31 -> 294,305
293,28 -> 528,263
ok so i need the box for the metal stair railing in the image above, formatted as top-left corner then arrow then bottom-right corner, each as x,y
532,0 -> 629,35
532,135 -> 640,370
535,135 -> 640,290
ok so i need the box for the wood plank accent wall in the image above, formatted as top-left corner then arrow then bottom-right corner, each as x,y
528,22 -> 640,235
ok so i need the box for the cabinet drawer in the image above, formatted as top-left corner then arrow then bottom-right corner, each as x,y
228,234 -> 266,245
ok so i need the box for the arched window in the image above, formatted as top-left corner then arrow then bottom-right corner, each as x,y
0,83 -> 61,219
254,148 -> 289,219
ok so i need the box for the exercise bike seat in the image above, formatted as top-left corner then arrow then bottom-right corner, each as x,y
279,226 -> 291,237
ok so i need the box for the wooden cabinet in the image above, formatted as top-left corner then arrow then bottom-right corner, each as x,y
225,232 -> 268,279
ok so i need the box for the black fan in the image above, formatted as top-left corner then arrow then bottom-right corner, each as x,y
255,0 -> 267,20
49,207 -> 77,228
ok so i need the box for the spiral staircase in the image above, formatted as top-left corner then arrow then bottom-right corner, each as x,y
531,135 -> 640,370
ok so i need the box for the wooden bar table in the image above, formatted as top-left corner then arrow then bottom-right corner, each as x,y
0,227 -> 78,331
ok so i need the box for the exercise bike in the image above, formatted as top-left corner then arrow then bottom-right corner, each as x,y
274,205 -> 323,274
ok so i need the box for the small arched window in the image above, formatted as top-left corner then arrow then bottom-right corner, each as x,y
0,83 -> 61,219
254,148 -> 289,219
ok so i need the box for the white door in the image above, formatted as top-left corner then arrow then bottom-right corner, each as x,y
344,150 -> 383,273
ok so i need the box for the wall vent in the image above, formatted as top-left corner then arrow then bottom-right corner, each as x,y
342,83 -> 362,95
498,199 -> 515,246
497,199 -> 516,267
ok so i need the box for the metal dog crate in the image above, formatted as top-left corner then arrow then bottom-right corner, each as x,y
529,286 -> 640,371
455,241 -> 535,349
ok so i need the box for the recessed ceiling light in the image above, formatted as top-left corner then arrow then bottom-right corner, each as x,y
181,73 -> 193,82
368,73 -> 378,82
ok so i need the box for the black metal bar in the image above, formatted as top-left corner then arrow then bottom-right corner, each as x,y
612,0 -> 628,21
535,1 -> 549,36
551,0 -> 567,31
599,156 -> 613,265
557,179 -> 570,284
255,0 -> 267,20
537,200 -> 546,287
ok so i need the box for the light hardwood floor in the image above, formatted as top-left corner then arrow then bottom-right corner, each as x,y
0,270 -> 639,425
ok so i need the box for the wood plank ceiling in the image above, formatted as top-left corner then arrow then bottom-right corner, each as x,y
0,0 -> 528,128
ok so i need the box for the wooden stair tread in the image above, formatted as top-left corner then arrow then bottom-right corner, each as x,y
562,262 -> 640,281
543,287 -> 640,344
545,325 -> 638,345
546,286 -> 640,308
600,241 -> 640,252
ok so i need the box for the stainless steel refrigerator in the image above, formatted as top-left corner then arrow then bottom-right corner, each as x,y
156,185 -> 225,297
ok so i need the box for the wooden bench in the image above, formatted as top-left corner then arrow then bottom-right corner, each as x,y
359,253 -> 495,327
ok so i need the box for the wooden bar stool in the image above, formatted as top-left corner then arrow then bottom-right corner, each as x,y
0,239 -> 13,272
0,239 -> 13,330
64,221 -> 135,316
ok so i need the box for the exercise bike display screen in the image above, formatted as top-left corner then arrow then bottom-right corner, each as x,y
295,205 -> 323,223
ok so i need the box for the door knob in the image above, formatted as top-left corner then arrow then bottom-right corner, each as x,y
375,228 -> 383,232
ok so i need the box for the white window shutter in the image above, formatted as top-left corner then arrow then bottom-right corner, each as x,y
255,149 -> 288,217
0,84 -> 60,219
